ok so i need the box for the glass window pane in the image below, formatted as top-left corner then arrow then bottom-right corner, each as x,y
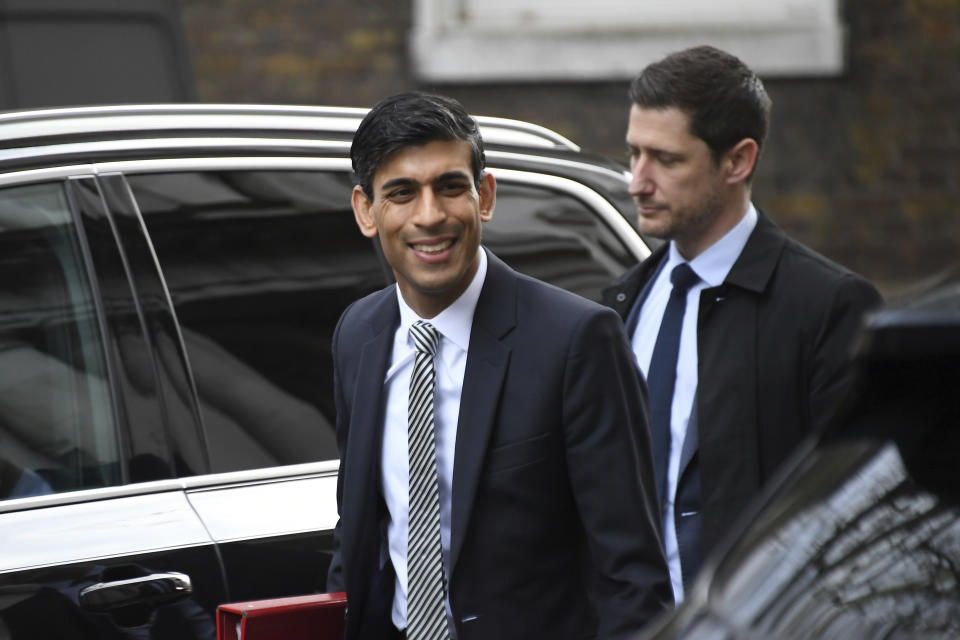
0,182 -> 118,500
484,181 -> 635,302
129,170 -> 389,473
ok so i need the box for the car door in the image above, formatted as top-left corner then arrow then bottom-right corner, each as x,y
0,174 -> 226,640
110,157 -> 646,604
116,161 -> 387,602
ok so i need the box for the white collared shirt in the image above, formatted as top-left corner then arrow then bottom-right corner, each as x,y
631,204 -> 758,603
382,247 -> 487,631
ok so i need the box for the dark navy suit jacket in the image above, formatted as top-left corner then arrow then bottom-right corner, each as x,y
328,249 -> 672,640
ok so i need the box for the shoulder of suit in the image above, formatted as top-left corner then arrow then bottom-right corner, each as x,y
343,284 -> 394,315
336,285 -> 396,338
776,235 -> 874,289
511,271 -> 622,328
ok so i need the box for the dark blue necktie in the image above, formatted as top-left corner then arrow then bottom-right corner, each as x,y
647,263 -> 699,509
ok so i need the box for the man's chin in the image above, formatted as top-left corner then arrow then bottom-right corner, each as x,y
636,219 -> 671,240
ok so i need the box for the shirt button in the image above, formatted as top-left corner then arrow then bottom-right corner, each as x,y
616,293 -> 627,302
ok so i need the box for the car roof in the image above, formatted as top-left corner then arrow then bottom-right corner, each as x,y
0,103 -> 634,205
0,103 -> 580,152
858,268 -> 960,359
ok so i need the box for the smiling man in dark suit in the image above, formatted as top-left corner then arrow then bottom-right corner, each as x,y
603,46 -> 883,604
326,91 -> 672,640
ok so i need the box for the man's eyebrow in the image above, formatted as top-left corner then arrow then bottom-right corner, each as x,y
433,170 -> 472,183
379,171 -> 472,193
378,176 -> 415,192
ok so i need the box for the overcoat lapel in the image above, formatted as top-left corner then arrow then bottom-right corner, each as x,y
449,251 -> 515,575
601,243 -> 668,322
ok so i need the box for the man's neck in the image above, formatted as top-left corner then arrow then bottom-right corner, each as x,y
675,190 -> 751,261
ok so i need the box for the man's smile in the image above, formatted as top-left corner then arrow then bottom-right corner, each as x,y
411,238 -> 455,254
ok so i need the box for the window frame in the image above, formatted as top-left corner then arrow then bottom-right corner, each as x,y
411,0 -> 845,81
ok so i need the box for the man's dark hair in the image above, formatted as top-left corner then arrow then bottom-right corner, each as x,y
351,91 -> 485,201
629,45 -> 771,173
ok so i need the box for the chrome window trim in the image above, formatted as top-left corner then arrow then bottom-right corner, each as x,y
94,156 -> 354,175
0,137 -> 353,164
0,461 -> 339,515
488,167 -> 650,261
487,149 -> 630,182
181,460 -> 340,491
0,158 -> 352,187
0,163 -> 99,186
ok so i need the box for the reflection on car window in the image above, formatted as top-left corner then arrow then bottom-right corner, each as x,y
129,171 -> 389,473
484,181 -> 635,302
0,182 -> 118,500
711,440 -> 960,639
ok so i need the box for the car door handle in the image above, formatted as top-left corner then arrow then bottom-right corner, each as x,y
79,571 -> 193,612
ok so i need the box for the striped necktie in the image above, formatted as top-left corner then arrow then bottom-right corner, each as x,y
407,321 -> 450,640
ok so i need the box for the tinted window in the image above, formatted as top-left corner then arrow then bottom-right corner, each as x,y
702,440 -> 960,639
0,182 -> 118,499
128,170 -> 389,473
484,181 -> 635,302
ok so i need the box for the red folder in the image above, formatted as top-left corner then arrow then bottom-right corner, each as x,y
216,592 -> 347,640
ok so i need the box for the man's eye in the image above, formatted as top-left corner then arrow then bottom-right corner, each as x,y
386,188 -> 413,200
658,154 -> 679,166
439,182 -> 469,195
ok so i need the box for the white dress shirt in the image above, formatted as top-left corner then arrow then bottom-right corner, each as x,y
381,248 -> 487,631
631,204 -> 757,603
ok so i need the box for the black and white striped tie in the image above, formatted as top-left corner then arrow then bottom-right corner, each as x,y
407,321 -> 450,640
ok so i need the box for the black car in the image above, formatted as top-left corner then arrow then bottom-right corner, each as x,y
0,104 -> 651,639
638,271 -> 960,639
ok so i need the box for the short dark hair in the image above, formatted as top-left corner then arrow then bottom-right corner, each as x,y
629,45 -> 771,171
351,91 -> 485,201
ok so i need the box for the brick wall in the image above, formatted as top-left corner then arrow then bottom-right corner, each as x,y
179,0 -> 960,295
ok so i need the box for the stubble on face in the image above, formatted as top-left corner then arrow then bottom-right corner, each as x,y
626,104 -> 733,258
637,173 -> 724,246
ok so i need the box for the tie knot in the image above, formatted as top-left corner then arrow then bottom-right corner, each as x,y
670,263 -> 699,293
411,321 -> 440,356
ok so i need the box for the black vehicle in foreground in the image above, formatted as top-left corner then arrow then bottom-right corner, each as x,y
0,104 -> 650,639
638,270 -> 960,639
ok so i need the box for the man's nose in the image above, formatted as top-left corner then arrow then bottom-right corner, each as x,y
412,189 -> 445,226
629,157 -> 654,196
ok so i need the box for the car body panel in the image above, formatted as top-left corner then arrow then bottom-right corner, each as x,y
0,104 -> 646,639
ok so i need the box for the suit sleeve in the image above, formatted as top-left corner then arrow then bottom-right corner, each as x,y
808,274 -> 883,430
562,307 -> 673,638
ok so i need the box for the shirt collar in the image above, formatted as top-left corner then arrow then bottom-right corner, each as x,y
666,202 -> 758,287
395,247 -> 487,353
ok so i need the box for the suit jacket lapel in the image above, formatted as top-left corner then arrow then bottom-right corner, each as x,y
449,250 -> 514,576
341,292 -> 398,561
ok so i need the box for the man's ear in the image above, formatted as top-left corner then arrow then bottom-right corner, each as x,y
352,185 -> 379,238
478,171 -> 496,222
724,138 -> 759,185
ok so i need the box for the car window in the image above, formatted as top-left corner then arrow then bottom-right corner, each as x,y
484,180 -> 635,302
0,182 -> 119,500
127,170 -> 390,473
